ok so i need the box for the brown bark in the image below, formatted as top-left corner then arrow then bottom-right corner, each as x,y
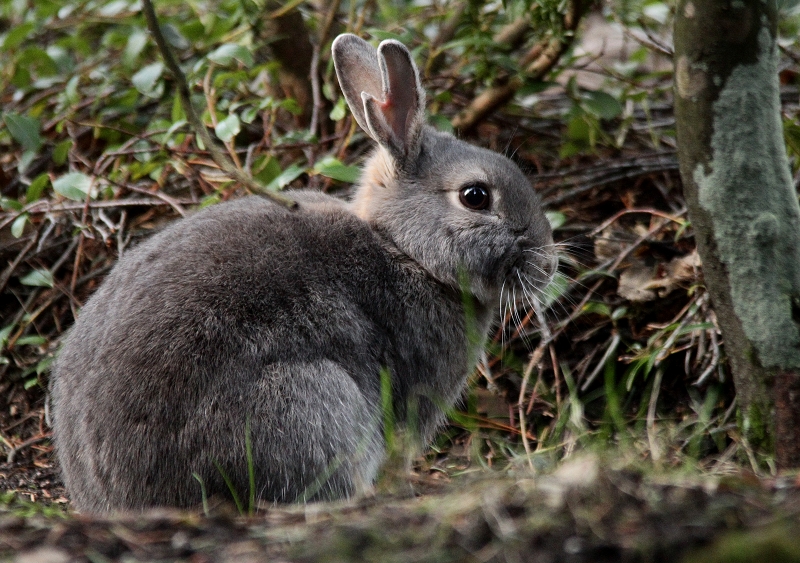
674,0 -> 800,466
775,371 -> 800,468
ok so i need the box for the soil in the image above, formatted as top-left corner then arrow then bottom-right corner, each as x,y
1,453 -> 800,562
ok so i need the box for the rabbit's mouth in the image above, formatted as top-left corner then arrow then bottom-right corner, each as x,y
502,244 -> 557,308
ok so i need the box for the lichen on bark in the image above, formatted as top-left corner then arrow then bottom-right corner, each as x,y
691,23 -> 800,370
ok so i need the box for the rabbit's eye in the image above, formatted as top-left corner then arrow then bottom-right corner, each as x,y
459,184 -> 491,211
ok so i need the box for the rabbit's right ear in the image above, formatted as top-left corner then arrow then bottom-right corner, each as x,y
332,34 -> 425,163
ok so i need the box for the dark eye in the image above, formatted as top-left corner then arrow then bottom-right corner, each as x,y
459,184 -> 491,211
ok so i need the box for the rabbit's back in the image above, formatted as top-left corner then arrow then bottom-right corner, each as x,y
52,194 -> 473,511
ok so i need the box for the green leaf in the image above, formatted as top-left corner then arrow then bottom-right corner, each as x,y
163,119 -> 188,144
132,62 -> 164,97
253,155 -> 282,185
583,90 -> 623,120
542,272 -> 570,308
2,22 -> 35,50
20,269 -> 54,288
17,46 -> 57,77
518,81 -> 557,97
3,113 -> 43,152
643,3 -> 669,23
241,106 -> 258,124
784,120 -> 800,158
313,156 -> 361,183
330,97 -> 347,121
581,301 -> 611,318
64,75 -> 80,105
11,214 -> 27,238
208,44 -> 253,67
280,98 -> 303,116
0,325 -> 13,348
545,211 -> 567,230
26,174 -> 49,202
19,150 -> 37,174
567,113 -> 591,142
46,44 -> 72,73
200,193 -> 222,208
52,172 -> 94,201
266,164 -> 305,191
611,307 -> 628,321
35,355 -> 54,375
0,197 -> 23,212
16,335 -> 47,347
98,0 -> 130,17
215,114 -> 240,143
53,139 -> 72,165
162,24 -> 189,50
428,114 -> 454,134
123,29 -> 148,68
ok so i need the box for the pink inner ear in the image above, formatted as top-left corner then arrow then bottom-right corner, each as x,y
382,49 -> 419,142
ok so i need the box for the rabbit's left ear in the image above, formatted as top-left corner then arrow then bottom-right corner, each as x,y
333,34 -> 426,163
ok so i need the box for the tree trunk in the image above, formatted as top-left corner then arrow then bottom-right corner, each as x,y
674,0 -> 800,468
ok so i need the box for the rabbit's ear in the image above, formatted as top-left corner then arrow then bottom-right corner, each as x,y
332,35 -> 383,136
332,34 -> 425,162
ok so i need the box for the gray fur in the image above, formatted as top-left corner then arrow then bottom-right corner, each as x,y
50,34 -> 555,513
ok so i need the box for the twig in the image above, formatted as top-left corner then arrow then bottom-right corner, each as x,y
6,434 -> 50,464
318,0 -> 342,48
550,344 -> 562,408
548,219 -> 675,344
589,208 -> 686,238
779,44 -> 800,65
139,0 -> 295,209
425,4 -> 467,77
0,234 -> 38,295
494,17 -> 531,47
69,176 -> 95,300
694,327 -> 721,386
542,156 -> 680,205
9,265 -> 115,347
580,331 -> 621,391
353,0 -> 375,34
309,43 -> 323,141
653,293 -> 706,366
646,367 -> 664,461
16,198 -> 196,215
119,183 -> 186,217
518,345 -> 547,468
622,20 -> 674,57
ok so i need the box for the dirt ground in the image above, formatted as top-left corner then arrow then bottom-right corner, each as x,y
2,453 -> 800,563
0,362 -> 798,563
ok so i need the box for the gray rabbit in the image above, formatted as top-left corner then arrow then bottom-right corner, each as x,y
50,34 -> 556,513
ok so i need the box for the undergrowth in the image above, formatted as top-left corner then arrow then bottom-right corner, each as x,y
0,0 -> 799,486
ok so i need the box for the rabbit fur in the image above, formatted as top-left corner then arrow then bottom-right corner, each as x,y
50,34 -> 555,513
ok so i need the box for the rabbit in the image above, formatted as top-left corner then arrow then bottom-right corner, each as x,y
49,34 -> 556,513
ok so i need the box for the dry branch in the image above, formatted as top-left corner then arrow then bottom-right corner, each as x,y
451,0 -> 585,132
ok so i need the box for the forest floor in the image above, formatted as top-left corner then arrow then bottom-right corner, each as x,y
2,5 -> 800,562
2,452 -> 800,562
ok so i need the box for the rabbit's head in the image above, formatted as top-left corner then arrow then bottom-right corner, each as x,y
332,34 -> 555,308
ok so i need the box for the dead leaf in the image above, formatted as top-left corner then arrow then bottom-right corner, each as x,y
618,250 -> 701,302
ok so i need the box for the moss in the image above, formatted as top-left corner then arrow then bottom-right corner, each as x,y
692,23 -> 800,370
737,399 -> 773,453
684,522 -> 800,563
